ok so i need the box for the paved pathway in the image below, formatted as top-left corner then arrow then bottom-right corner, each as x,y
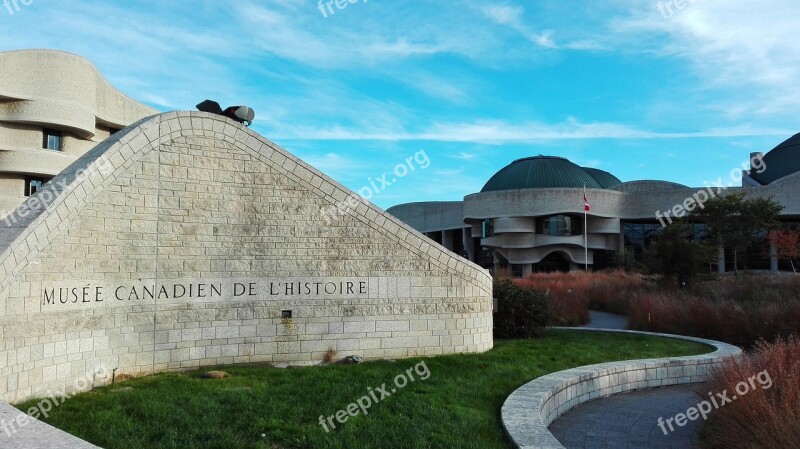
557,314 -> 707,449
0,401 -> 98,448
580,310 -> 629,330
549,383 -> 707,449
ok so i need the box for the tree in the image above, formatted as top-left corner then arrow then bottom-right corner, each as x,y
648,222 -> 716,285
689,192 -> 783,273
768,228 -> 800,273
611,247 -> 639,272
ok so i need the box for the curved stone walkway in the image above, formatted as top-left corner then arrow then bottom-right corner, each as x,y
554,314 -> 708,449
580,310 -> 629,330
549,384 -> 707,449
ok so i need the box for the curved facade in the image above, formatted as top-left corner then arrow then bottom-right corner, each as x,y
0,49 -> 157,215
389,145 -> 800,274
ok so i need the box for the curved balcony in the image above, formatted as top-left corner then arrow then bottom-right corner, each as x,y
0,146 -> 77,177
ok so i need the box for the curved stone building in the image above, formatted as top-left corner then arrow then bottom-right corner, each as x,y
0,49 -> 157,215
388,136 -> 800,274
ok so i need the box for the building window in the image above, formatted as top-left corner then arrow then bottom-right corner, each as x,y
25,177 -> 49,197
622,221 -> 665,254
43,129 -> 62,151
692,222 -> 709,240
481,219 -> 494,238
537,215 -> 579,236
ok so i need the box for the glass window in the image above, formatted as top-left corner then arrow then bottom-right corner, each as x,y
25,177 -> 49,197
538,215 -> 578,236
643,224 -> 658,246
623,222 -> 644,247
481,219 -> 494,238
692,222 -> 709,241
623,221 -> 666,249
43,129 -> 62,151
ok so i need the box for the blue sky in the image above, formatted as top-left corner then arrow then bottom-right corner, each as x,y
2,0 -> 798,208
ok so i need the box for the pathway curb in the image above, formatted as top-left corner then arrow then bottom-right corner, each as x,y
501,328 -> 741,449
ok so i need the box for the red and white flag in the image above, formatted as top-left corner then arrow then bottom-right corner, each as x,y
583,192 -> 590,212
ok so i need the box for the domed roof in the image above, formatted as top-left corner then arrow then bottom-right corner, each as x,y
749,133 -> 800,185
582,167 -> 622,189
481,156 -> 617,192
612,180 -> 688,192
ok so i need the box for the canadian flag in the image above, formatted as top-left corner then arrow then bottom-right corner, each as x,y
583,192 -> 590,212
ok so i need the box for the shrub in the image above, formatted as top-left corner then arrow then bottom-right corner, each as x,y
515,273 -> 588,325
628,289 -> 800,347
493,279 -> 550,338
515,270 -> 649,325
506,270 -> 800,346
690,274 -> 800,304
704,336 -> 800,449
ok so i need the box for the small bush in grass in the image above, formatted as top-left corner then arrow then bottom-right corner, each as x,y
493,280 -> 550,338
323,347 -> 337,364
704,335 -> 800,449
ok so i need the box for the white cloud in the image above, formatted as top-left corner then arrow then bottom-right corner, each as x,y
451,152 -> 477,160
299,152 -> 352,172
231,2 -> 459,69
610,0 -> 800,116
3,0 -> 794,149
267,117 -> 793,143
479,3 -> 596,50
481,5 -> 525,27
392,71 -> 472,104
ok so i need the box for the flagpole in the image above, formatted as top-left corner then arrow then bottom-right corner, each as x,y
584,185 -> 588,272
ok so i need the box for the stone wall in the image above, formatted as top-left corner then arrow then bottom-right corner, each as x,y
501,329 -> 741,449
0,111 -> 493,403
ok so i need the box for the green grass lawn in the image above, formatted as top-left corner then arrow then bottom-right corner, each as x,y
18,330 -> 711,449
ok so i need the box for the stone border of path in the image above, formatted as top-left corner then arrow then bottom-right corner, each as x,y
0,401 -> 99,448
501,328 -> 741,449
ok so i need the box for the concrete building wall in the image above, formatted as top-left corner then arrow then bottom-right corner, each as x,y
386,201 -> 465,233
0,49 -> 157,216
0,112 -> 493,404
390,172 -> 800,271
